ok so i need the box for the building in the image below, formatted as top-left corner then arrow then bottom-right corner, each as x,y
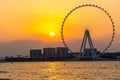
84,48 -> 97,56
56,47 -> 68,59
43,48 -> 56,59
30,49 -> 42,60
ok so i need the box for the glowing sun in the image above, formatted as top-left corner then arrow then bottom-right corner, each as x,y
50,32 -> 55,37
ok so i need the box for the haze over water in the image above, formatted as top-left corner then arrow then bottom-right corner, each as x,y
0,61 -> 120,80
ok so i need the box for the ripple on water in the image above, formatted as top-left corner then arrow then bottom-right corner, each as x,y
0,78 -> 11,80
0,71 -> 8,73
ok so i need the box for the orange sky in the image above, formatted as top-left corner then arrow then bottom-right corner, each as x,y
0,0 -> 120,55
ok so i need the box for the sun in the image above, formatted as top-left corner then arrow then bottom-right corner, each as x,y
50,32 -> 55,37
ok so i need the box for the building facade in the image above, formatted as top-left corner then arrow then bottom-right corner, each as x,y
56,47 -> 68,59
30,49 -> 42,60
43,48 -> 56,59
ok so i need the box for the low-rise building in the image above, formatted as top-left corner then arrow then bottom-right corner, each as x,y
30,49 -> 42,60
43,48 -> 56,59
56,47 -> 68,59
84,48 -> 97,56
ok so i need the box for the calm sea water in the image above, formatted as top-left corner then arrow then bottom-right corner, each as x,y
0,61 -> 120,80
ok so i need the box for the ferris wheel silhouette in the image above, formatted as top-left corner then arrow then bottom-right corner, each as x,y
61,4 -> 115,59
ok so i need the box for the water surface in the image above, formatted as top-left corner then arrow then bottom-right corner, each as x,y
0,61 -> 120,80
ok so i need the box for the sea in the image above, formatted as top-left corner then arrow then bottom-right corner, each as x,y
0,61 -> 120,80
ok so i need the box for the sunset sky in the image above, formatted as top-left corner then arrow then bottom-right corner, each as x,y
0,0 -> 120,56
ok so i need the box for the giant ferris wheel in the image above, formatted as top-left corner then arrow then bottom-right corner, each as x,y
61,4 -> 115,59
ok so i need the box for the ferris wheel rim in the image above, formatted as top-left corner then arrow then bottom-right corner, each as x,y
61,4 -> 115,53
